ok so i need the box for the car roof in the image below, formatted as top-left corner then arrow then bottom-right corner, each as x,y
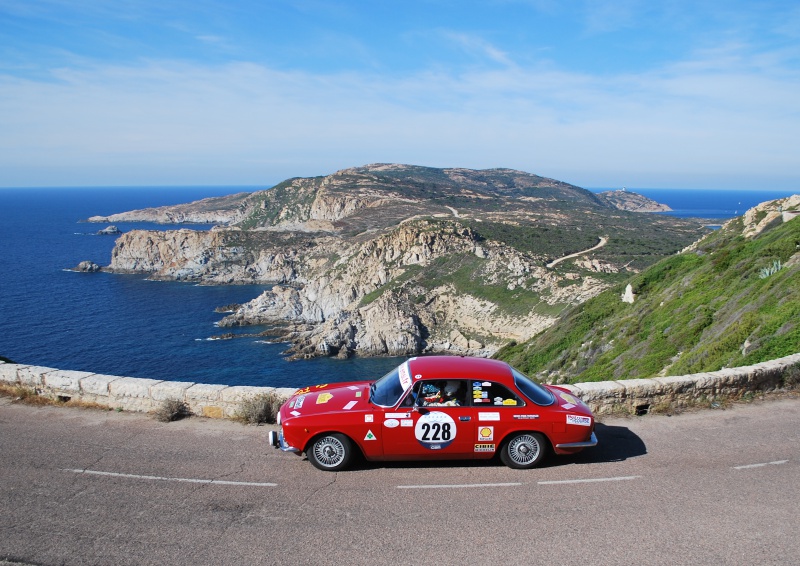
407,356 -> 513,382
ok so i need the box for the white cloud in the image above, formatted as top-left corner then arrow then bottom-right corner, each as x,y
0,38 -> 798,188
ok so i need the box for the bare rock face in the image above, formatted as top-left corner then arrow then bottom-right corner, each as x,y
75,261 -> 101,272
91,164 -> 706,359
597,190 -> 672,212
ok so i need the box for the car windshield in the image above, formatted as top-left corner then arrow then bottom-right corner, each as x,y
370,361 -> 412,407
512,367 -> 555,406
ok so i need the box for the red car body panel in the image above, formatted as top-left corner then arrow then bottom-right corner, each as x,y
274,356 -> 596,466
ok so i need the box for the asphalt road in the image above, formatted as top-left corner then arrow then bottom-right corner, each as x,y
1,395 -> 798,566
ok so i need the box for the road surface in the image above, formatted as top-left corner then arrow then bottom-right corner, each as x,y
1,395 -> 798,565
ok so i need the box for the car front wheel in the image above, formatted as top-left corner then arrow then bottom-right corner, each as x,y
307,433 -> 353,471
500,432 -> 547,469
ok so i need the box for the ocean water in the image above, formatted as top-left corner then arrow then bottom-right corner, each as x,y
1,186 -> 796,388
0,187 -> 401,388
590,187 -> 798,220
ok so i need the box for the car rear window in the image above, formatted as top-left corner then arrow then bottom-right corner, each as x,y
511,368 -> 555,406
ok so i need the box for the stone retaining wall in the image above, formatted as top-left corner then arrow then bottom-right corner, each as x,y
1,354 -> 798,418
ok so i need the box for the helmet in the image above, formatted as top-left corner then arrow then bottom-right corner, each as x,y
444,381 -> 460,396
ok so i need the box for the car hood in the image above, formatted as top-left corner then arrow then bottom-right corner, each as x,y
283,380 -> 372,418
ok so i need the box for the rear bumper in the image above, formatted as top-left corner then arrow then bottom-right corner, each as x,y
268,429 -> 300,453
556,431 -> 598,449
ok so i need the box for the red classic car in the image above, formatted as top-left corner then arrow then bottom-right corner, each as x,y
268,356 -> 597,471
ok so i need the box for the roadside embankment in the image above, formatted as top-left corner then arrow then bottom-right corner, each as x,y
1,354 -> 798,418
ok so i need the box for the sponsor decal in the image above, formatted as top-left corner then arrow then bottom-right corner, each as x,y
399,362 -> 412,391
365,414 -> 374,422
560,392 -> 584,410
295,384 -> 329,396
364,430 -> 377,441
347,386 -> 359,390
290,410 -> 300,417
384,419 -> 400,428
294,395 -> 306,409
567,414 -> 592,426
474,443 -> 496,453
513,414 -> 540,420
415,411 -> 457,450
316,393 -> 333,404
386,412 -> 411,419
502,399 -> 517,406
414,374 -> 423,380
355,391 -> 362,398
401,419 -> 413,427
478,426 -> 494,442
478,412 -> 500,422
343,400 -> 358,410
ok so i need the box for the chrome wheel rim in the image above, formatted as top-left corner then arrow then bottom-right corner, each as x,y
507,434 -> 540,466
313,436 -> 346,468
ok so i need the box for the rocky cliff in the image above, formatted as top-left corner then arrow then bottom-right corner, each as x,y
95,164 -> 707,359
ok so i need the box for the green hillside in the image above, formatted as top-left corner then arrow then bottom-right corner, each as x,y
495,198 -> 800,383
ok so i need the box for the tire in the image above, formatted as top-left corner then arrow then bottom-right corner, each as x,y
500,432 -> 547,469
306,433 -> 354,471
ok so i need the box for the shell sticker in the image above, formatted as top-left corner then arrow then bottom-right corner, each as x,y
478,426 -> 494,442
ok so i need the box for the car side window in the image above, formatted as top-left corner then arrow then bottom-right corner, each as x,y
470,381 -> 524,406
413,380 -> 468,407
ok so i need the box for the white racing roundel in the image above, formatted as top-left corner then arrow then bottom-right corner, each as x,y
414,411 -> 457,450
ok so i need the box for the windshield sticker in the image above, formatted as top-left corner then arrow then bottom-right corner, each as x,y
316,393 -> 333,404
343,400 -> 357,410
502,399 -> 517,406
384,419 -> 400,428
365,414 -> 374,422
567,414 -> 592,426
478,412 -> 500,422
399,362 -> 412,391
415,411 -> 457,450
478,426 -> 494,442
364,430 -> 377,441
474,443 -> 496,452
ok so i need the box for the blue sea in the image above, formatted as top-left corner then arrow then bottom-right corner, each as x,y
0,186 -> 796,388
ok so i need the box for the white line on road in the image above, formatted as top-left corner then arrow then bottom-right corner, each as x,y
733,460 -> 789,470
64,468 -> 278,487
537,475 -> 641,485
397,482 -> 522,489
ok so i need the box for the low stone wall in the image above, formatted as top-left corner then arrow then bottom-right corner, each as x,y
561,353 -> 800,415
0,363 -> 295,419
1,354 -> 798,418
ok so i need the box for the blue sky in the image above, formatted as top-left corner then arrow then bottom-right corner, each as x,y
1,1 -> 799,189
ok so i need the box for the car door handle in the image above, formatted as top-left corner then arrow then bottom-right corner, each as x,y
459,416 -> 471,422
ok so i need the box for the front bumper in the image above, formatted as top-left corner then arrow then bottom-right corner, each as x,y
556,431 -> 598,449
268,429 -> 300,453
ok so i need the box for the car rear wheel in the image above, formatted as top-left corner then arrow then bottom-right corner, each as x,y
307,433 -> 353,471
500,432 -> 547,469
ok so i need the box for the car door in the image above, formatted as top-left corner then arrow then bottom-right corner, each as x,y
379,379 -> 475,459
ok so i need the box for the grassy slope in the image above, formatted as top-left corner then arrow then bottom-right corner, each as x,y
495,214 -> 800,383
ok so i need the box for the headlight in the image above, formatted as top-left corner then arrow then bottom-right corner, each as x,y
276,409 -> 282,426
